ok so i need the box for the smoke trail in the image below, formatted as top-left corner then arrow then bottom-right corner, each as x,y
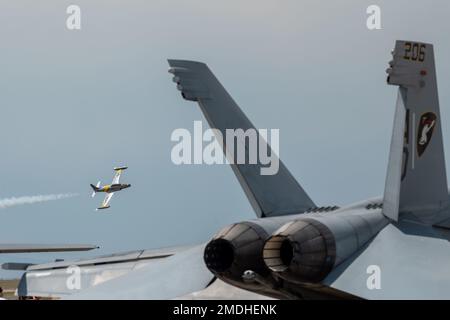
0,193 -> 78,209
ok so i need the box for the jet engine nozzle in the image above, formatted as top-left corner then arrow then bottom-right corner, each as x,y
204,222 -> 270,281
203,238 -> 235,273
263,212 -> 388,284
263,219 -> 336,283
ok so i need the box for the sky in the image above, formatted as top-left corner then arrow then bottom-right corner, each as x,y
1,0 -> 450,278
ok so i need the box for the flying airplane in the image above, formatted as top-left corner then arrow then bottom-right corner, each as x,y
13,40 -> 450,300
90,166 -> 131,210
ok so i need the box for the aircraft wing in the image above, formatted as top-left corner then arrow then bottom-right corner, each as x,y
16,244 -> 272,300
112,167 -> 127,184
65,244 -> 213,299
98,193 -> 113,210
0,243 -> 98,253
15,245 -> 215,299
112,172 -> 121,184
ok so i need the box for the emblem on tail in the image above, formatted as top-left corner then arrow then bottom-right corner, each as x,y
417,112 -> 437,156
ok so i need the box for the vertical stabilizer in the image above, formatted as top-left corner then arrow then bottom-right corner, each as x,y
168,60 -> 315,217
384,41 -> 448,223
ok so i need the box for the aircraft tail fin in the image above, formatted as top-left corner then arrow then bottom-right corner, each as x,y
91,181 -> 101,197
383,40 -> 449,224
168,60 -> 315,218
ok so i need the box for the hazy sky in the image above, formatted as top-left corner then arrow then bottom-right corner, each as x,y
1,0 -> 450,278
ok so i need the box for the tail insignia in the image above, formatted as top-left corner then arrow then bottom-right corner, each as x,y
417,112 -> 437,157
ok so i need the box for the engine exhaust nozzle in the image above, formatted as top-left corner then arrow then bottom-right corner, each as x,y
263,211 -> 388,283
263,218 -> 336,283
204,222 -> 270,281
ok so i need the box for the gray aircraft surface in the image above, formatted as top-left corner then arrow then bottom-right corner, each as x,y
11,40 -> 450,299
90,166 -> 131,210
0,244 -> 97,254
1,221 -> 97,255
0,243 -> 98,279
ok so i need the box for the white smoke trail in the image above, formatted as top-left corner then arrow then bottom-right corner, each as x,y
0,193 -> 78,209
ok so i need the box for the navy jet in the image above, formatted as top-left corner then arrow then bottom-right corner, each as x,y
169,40 -> 450,299
15,40 -> 450,300
91,167 -> 131,210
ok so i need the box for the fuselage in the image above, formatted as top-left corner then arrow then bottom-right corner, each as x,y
98,183 -> 131,193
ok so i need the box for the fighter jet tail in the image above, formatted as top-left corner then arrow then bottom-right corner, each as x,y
168,60 -> 315,218
384,40 -> 449,224
90,181 -> 101,198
